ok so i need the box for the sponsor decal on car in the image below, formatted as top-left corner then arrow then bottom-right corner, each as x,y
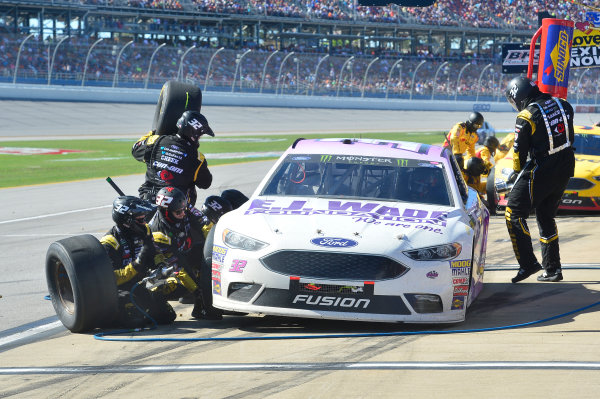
304,283 -> 322,291
453,285 -> 469,296
310,237 -> 358,248
292,294 -> 370,309
212,265 -> 222,295
229,259 -> 248,273
426,271 -> 439,279
246,199 -> 448,227
212,280 -> 222,295
452,277 -> 469,285
451,296 -> 465,310
450,259 -> 472,277
212,245 -> 228,264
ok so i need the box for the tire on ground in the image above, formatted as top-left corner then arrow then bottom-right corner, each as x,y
152,80 -> 203,135
45,234 -> 118,333
486,166 -> 497,216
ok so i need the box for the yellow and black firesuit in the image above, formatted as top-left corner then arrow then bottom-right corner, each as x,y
504,76 -> 575,283
132,111 -> 214,206
148,186 -> 222,320
101,196 -> 176,327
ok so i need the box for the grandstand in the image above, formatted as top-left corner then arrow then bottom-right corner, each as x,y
0,0 -> 598,103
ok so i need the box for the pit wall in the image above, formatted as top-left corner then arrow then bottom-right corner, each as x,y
1,83 -> 597,113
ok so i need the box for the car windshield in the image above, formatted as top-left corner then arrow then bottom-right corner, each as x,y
261,154 -> 451,206
574,133 -> 600,156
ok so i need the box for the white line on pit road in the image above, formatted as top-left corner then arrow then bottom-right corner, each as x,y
3,361 -> 600,374
0,205 -> 111,225
0,321 -> 63,348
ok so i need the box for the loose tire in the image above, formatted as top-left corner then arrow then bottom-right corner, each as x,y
152,80 -> 202,135
45,234 -> 118,333
485,166 -> 497,216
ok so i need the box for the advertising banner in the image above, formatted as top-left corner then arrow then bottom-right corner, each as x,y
571,22 -> 600,69
502,43 -> 539,74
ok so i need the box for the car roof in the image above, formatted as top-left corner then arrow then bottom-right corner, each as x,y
286,138 -> 445,161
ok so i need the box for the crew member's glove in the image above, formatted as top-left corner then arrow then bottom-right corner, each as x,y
507,171 -> 518,185
133,238 -> 155,274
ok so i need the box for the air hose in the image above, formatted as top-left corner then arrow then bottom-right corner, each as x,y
94,283 -> 600,342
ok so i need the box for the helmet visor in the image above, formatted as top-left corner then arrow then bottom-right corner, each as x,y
171,207 -> 186,219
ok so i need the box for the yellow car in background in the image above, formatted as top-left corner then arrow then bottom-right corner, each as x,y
493,125 -> 600,212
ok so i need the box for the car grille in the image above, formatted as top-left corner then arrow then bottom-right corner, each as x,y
260,250 -> 409,281
566,178 -> 594,190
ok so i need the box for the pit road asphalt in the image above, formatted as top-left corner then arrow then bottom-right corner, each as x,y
1,102 -> 600,398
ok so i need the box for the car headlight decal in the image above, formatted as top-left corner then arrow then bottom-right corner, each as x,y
402,243 -> 462,261
223,228 -> 268,251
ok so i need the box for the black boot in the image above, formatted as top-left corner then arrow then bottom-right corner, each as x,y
511,263 -> 542,283
537,269 -> 563,282
191,293 -> 222,320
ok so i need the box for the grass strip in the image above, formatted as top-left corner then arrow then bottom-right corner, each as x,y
0,131 -> 453,188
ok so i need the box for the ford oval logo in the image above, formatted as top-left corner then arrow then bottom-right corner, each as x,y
310,237 -> 358,248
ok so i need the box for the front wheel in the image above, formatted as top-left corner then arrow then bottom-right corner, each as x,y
45,235 -> 118,333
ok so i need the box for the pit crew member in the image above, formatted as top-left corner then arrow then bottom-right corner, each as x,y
148,186 -> 223,320
504,76 -> 575,283
132,110 -> 214,206
100,196 -> 176,328
443,111 -> 484,170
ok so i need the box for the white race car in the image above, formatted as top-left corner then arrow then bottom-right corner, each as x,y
210,138 -> 490,323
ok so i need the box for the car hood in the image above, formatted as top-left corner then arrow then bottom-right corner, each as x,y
219,196 -> 469,254
574,155 -> 600,178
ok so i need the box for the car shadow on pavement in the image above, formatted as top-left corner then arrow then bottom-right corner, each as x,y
107,281 -> 600,338
463,281 -> 600,331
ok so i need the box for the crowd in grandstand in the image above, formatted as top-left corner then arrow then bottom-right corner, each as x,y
1,0 -> 599,101
1,31 -> 597,103
105,0 -> 597,30
2,0 -> 592,29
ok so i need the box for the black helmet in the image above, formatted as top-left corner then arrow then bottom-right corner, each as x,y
465,157 -> 486,177
465,112 -> 484,131
505,76 -> 541,111
112,196 -> 154,236
201,195 -> 233,224
220,189 -> 249,210
155,186 -> 187,222
483,136 -> 500,153
176,111 -> 214,143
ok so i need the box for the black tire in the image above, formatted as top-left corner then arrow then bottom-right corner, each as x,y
152,80 -> 202,135
45,234 -> 118,333
485,166 -> 497,216
203,226 -> 215,266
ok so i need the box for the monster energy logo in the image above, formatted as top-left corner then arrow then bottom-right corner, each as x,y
321,155 -> 333,162
397,159 -> 408,166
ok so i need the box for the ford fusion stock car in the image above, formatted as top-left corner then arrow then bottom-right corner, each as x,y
494,125 -> 600,211
210,138 -> 490,323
